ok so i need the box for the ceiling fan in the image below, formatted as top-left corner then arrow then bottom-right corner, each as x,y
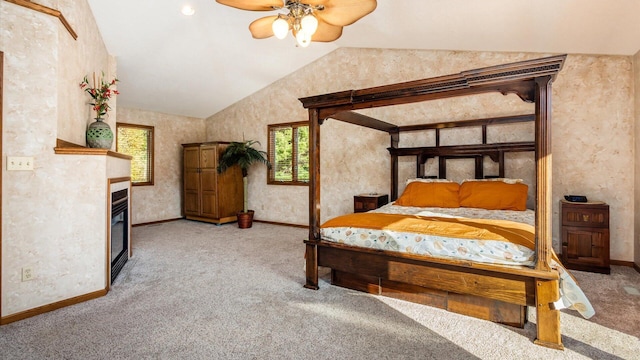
216,0 -> 377,47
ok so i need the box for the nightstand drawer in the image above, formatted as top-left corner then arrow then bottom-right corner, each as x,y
354,194 -> 388,213
561,204 -> 609,228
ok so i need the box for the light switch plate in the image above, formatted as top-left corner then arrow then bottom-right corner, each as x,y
7,156 -> 34,171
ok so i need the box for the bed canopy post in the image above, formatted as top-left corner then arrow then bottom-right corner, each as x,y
532,74 -> 563,349
534,75 -> 554,272
390,131 -> 400,200
304,108 -> 321,290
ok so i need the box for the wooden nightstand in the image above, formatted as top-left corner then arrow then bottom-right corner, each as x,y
560,199 -> 610,274
354,194 -> 389,213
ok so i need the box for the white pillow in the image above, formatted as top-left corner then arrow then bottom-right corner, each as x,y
406,178 -> 454,185
462,178 -> 524,185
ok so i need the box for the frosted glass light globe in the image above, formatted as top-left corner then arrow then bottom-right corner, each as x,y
296,30 -> 311,47
272,17 -> 290,40
300,14 -> 318,35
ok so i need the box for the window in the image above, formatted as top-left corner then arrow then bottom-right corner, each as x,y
268,122 -> 309,185
116,123 -> 154,186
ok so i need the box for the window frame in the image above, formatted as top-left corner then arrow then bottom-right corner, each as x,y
267,121 -> 309,186
116,122 -> 154,186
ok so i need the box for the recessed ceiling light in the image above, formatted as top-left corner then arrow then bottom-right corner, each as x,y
182,5 -> 195,16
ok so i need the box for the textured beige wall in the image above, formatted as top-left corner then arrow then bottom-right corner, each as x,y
56,0 -> 118,146
553,54 -> 635,262
635,50 -> 640,266
117,108 -> 207,224
207,48 -> 635,262
0,0 -> 127,317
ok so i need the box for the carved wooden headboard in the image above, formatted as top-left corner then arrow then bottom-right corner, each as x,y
387,114 -> 535,200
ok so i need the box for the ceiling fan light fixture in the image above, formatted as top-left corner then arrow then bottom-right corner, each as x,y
272,15 -> 290,39
271,1 -> 322,46
216,0 -> 377,47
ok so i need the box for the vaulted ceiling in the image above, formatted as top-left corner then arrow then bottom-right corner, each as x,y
87,0 -> 640,119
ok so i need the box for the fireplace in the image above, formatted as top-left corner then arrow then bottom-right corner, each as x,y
111,188 -> 129,283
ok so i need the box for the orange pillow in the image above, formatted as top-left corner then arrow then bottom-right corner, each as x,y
394,182 -> 460,208
459,181 -> 528,211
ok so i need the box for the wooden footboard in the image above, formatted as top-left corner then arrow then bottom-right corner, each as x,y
331,269 -> 528,328
305,240 -> 563,350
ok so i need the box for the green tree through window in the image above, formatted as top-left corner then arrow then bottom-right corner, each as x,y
268,122 -> 309,185
116,123 -> 154,185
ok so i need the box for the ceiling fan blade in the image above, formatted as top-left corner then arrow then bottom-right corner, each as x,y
311,19 -> 343,42
312,0 -> 377,26
249,15 -> 277,39
216,0 -> 284,11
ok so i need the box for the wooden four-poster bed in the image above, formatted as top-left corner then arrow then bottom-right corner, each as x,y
299,55 -> 579,350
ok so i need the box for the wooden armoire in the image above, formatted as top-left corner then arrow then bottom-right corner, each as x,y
182,142 -> 243,224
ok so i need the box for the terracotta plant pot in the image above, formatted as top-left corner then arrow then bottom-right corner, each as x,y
237,210 -> 254,229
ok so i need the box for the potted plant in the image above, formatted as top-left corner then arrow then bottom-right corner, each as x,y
80,72 -> 119,149
217,140 -> 271,228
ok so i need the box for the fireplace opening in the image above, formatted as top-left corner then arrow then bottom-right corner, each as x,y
111,188 -> 129,284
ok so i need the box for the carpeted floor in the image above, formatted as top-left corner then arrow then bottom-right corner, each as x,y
0,220 -> 638,359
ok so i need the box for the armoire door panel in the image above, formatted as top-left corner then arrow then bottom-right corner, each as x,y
200,170 -> 217,193
184,147 -> 200,170
200,146 -> 217,170
201,192 -> 217,218
184,191 -> 200,215
184,171 -> 199,192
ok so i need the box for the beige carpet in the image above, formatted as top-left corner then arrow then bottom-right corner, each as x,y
0,220 -> 638,359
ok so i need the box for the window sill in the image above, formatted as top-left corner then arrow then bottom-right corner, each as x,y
267,181 -> 309,186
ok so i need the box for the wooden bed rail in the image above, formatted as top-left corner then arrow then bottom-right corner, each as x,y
304,239 -> 559,281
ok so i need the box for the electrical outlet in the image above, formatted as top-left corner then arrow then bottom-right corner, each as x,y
22,267 -> 34,282
7,156 -> 34,171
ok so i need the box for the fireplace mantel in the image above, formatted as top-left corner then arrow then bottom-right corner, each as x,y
54,138 -> 132,160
